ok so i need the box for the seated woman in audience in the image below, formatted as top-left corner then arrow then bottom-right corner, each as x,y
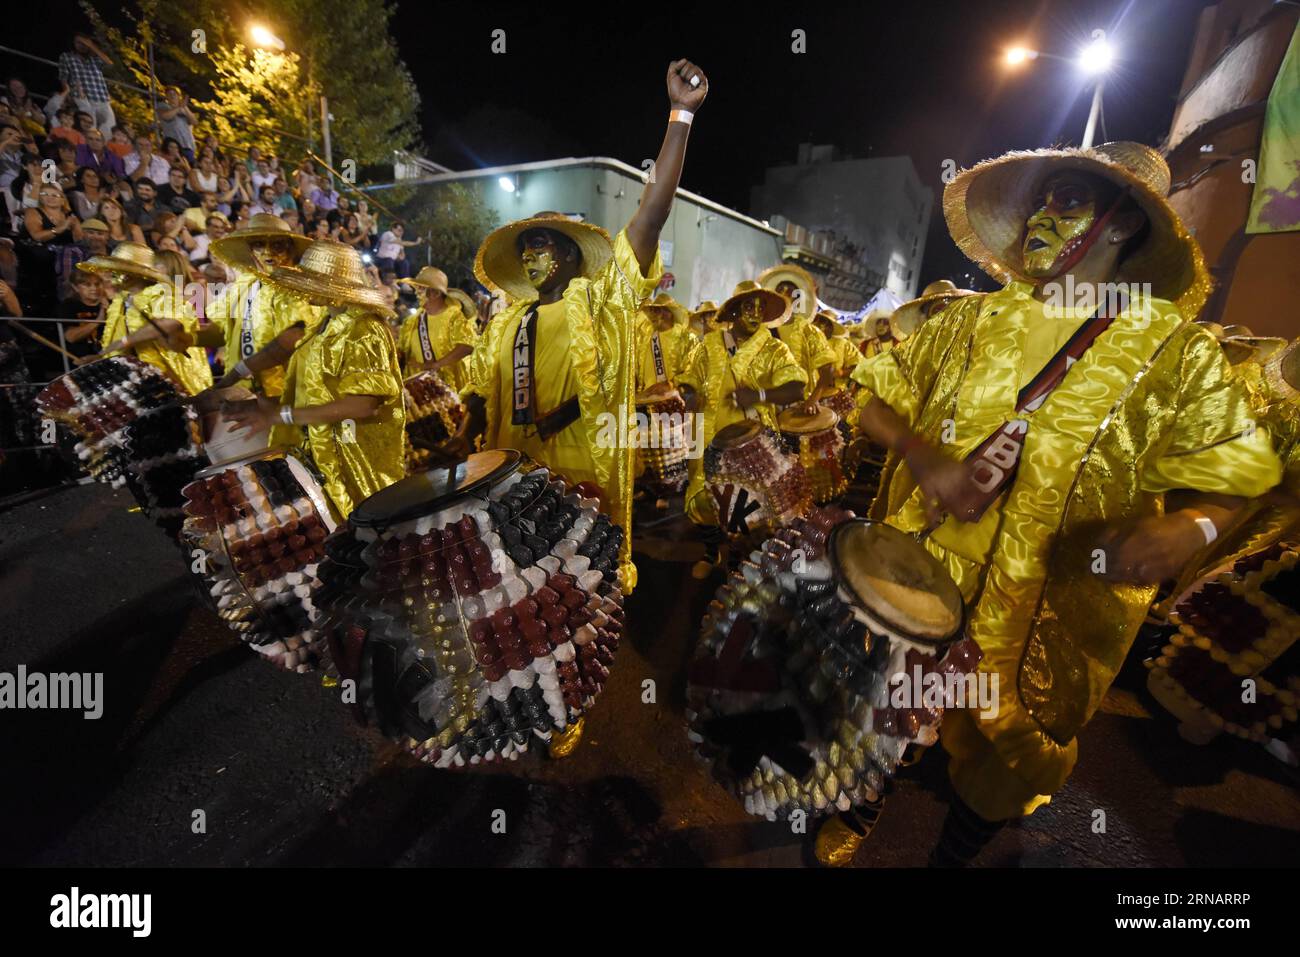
99,196 -> 145,245
68,166 -> 106,220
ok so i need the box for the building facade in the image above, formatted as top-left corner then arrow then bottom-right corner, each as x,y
750,144 -> 933,309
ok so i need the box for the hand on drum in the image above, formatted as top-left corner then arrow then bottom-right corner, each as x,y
906,441 -> 978,526
731,386 -> 759,410
184,387 -> 223,414
222,395 -> 278,436
800,400 -> 820,416
1094,513 -> 1208,585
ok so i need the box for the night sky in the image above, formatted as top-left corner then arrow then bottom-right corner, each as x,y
7,0 -> 1207,290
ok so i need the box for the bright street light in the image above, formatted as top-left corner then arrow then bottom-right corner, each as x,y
498,176 -> 516,193
1005,46 -> 1038,66
249,24 -> 285,51
1078,35 -> 1114,74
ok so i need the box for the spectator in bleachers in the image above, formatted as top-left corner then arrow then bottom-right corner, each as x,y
106,125 -> 133,160
68,166 -> 106,220
98,196 -> 144,245
338,213 -> 368,250
189,152 -> 219,194
156,165 -> 198,213
23,182 -> 81,246
251,156 -> 275,191
55,268 -> 105,364
158,87 -> 196,162
74,128 -> 125,181
77,217 -> 110,257
310,217 -> 335,241
355,198 -> 376,242
310,179 -> 339,211
125,134 -> 170,185
58,34 -> 115,136
160,136 -> 190,174
74,110 -> 97,141
48,106 -> 83,146
280,206 -> 303,234
293,157 -> 319,197
5,79 -> 47,135
188,212 -> 229,265
0,125 -> 25,194
375,221 -> 418,279
272,176 -> 296,213
251,183 -> 279,216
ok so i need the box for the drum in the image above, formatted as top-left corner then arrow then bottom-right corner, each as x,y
703,421 -> 812,540
821,389 -> 858,428
778,406 -> 850,504
687,512 -> 979,820
403,371 -> 466,473
200,386 -> 270,467
311,450 -> 627,766
179,448 -> 338,671
36,356 -> 208,538
1146,540 -> 1299,744
634,386 -> 689,497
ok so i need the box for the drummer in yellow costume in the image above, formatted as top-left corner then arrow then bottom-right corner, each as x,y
677,283 -> 806,577
443,57 -> 711,758
815,142 -> 1284,867
687,299 -> 720,340
759,263 -> 834,410
395,266 -> 479,390
811,309 -> 860,389
199,214 -> 321,399
79,241 -> 213,395
223,241 -> 406,521
635,292 -> 698,391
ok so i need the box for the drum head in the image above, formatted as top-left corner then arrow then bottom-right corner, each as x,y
634,386 -> 681,407
351,449 -> 522,528
778,406 -> 839,434
195,445 -> 291,479
829,520 -> 963,644
712,420 -> 761,449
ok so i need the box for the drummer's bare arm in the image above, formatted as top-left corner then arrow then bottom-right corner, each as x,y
427,393 -> 486,465
290,395 -> 382,426
733,381 -> 802,410
806,365 -> 835,409
680,384 -> 699,412
211,322 -> 306,389
625,59 -> 709,271
1094,496 -> 1246,585
429,344 -> 472,371
110,317 -> 191,353
859,395 -> 970,525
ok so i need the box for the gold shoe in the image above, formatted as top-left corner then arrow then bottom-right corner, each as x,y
548,717 -> 585,759
814,814 -> 865,867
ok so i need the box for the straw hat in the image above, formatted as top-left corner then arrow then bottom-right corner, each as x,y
943,141 -> 1212,317
889,283 -> 979,341
210,212 -> 311,273
758,262 -> 819,317
261,240 -> 395,318
398,266 -> 449,294
447,288 -> 478,320
80,218 -> 109,231
474,211 -> 613,302
718,281 -> 792,328
77,241 -> 168,284
643,292 -> 689,326
813,307 -> 849,337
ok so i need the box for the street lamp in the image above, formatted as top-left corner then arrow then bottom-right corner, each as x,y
1003,28 -> 1114,149
248,22 -> 331,182
249,24 -> 285,52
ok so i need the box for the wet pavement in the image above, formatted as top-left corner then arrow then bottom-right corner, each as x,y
1,483 -> 1296,867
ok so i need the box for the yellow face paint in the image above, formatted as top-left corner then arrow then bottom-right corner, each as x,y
735,295 -> 766,335
1021,173 -> 1100,277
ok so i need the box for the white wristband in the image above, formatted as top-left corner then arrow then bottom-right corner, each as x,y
758,388 -> 767,404
279,405 -> 295,426
669,108 -> 694,126
1186,510 -> 1218,546
234,359 -> 252,378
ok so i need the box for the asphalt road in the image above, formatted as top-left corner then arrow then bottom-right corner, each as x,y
1,483 -> 1296,867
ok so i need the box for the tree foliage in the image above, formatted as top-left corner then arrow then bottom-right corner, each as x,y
80,0 -> 420,168
386,181 -> 500,291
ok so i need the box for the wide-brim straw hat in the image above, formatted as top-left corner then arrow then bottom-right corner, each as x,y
77,241 -> 169,284
643,292 -> 689,326
261,240 -> 395,318
398,265 -> 449,294
447,287 -> 478,319
758,262 -> 819,317
889,286 -> 979,341
943,141 -> 1212,317
813,307 -> 849,337
474,211 -> 613,302
718,282 -> 792,329
211,212 -> 311,273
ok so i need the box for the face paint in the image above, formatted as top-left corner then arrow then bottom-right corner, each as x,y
521,232 -> 562,290
1021,173 -> 1100,277
251,239 -> 295,270
735,295 -> 766,335
876,318 -> 891,338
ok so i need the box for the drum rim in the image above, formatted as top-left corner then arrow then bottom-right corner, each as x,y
777,405 -> 840,434
711,420 -> 763,448
194,444 -> 296,479
827,518 -> 965,646
350,449 -> 523,528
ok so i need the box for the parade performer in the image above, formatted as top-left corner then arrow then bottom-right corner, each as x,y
815,142 -> 1284,867
79,241 -> 213,395
759,263 -> 834,409
688,299 -> 720,340
677,282 -> 806,577
812,308 -> 861,389
446,58 -> 708,589
395,266 -> 480,390
222,241 -> 406,521
200,213 -> 320,398
635,292 -> 698,393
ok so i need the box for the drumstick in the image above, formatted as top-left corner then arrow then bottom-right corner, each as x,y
3,318 -> 81,362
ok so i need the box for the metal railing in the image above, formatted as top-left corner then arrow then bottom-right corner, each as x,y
2,315 -> 106,383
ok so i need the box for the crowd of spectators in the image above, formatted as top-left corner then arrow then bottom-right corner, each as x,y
1,32 -> 420,378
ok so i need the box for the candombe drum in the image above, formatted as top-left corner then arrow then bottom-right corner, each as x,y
179,448 -> 337,672
1146,540 -> 1299,745
311,451 -> 626,766
634,386 -> 690,498
821,389 -> 858,429
403,370 -> 466,473
687,512 -> 980,820
703,420 -> 812,540
35,356 -> 208,539
777,405 -> 850,504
